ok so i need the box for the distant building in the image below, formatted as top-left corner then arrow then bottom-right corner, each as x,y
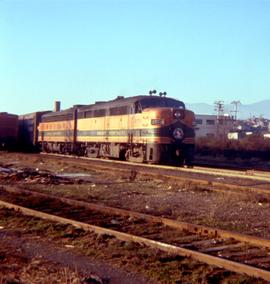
228,117 -> 270,140
227,131 -> 253,140
195,114 -> 234,139
228,132 -> 243,140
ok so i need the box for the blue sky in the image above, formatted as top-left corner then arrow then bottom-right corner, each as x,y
1,0 -> 270,114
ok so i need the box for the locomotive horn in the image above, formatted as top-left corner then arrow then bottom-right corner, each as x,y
149,89 -> 157,96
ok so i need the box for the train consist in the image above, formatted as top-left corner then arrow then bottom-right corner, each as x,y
38,95 -> 195,165
0,112 -> 18,150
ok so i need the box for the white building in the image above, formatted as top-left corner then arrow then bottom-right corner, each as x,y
195,114 -> 234,139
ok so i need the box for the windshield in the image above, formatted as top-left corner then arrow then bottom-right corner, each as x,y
139,97 -> 185,110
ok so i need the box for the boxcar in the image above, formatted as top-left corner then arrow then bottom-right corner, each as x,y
0,112 -> 18,150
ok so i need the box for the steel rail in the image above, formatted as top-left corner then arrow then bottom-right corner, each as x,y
41,153 -> 270,196
42,153 -> 270,182
1,199 -> 270,281
195,166 -> 270,179
3,186 -> 270,249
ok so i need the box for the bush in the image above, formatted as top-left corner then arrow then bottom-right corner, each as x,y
195,135 -> 270,160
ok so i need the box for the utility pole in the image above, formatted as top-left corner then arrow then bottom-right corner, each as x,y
214,100 -> 224,138
214,100 -> 224,117
231,100 -> 241,121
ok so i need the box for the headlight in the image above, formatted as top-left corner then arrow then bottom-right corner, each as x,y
173,110 -> 182,119
151,119 -> 164,125
173,128 -> 184,140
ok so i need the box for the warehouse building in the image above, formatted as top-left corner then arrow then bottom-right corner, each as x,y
195,114 -> 234,139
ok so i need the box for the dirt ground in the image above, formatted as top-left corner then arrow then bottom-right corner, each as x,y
0,152 -> 269,283
0,210 -> 155,284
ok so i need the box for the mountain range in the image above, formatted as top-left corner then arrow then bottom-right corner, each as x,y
186,100 -> 270,119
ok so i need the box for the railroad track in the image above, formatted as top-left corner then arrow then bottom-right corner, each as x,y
194,158 -> 270,173
1,186 -> 270,281
41,153 -> 270,195
43,153 -> 270,182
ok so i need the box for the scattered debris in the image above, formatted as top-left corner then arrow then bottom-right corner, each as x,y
110,219 -> 120,225
82,274 -> 104,284
0,167 -> 13,174
129,170 -> 137,182
216,177 -> 225,181
56,173 -> 92,178
65,244 -> 75,248
0,167 -> 93,185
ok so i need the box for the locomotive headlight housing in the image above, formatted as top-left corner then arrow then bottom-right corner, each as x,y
151,119 -> 164,125
174,110 -> 182,119
173,127 -> 184,140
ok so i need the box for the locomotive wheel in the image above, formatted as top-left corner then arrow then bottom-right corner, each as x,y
85,147 -> 99,158
125,148 -> 144,163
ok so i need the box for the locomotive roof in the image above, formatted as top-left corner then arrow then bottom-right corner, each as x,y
43,95 -> 185,118
42,107 -> 75,118
78,95 -> 185,112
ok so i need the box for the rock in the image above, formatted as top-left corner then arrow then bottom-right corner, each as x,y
81,274 -> 104,284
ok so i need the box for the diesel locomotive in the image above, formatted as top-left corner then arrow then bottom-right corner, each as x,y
38,94 -> 195,165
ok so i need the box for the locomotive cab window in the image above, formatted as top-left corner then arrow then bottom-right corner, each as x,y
140,98 -> 185,110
